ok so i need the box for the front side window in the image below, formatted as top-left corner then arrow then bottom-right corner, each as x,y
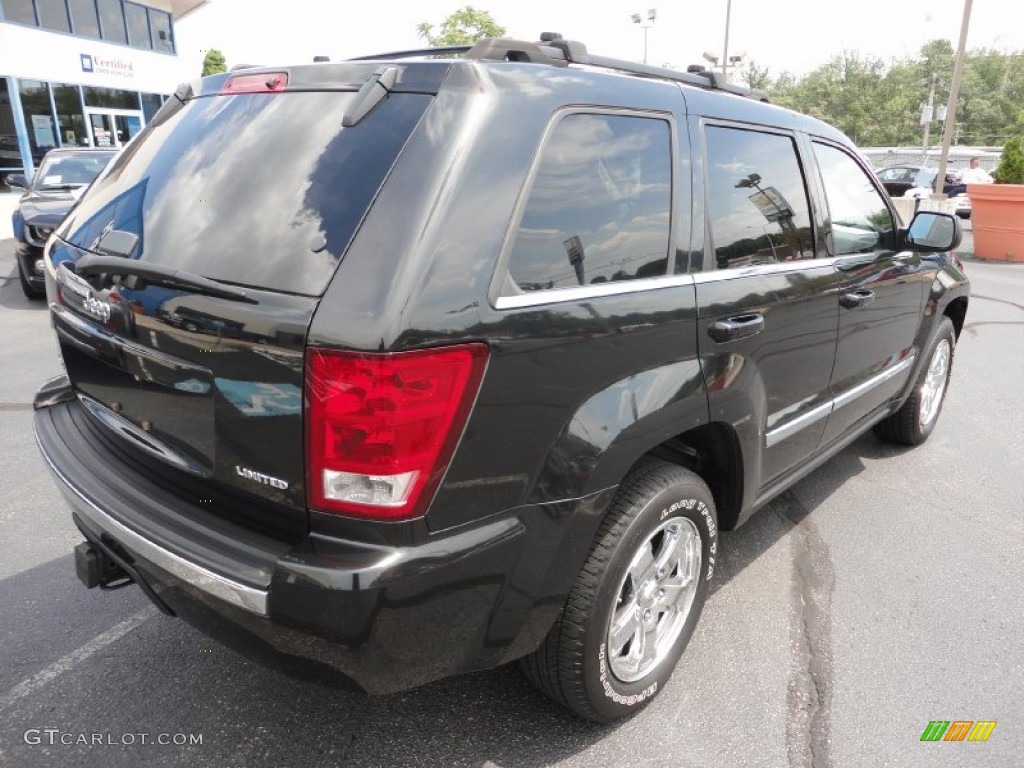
813,142 -> 894,256
505,112 -> 672,293
705,125 -> 813,269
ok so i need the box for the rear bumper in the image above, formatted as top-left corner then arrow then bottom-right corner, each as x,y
34,387 -> 605,693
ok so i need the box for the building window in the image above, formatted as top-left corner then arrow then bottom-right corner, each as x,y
123,1 -> 151,49
140,92 -> 162,122
82,85 -> 139,110
1,0 -> 37,25
53,83 -> 88,147
18,79 -> 58,165
148,7 -> 173,52
504,112 -> 673,293
705,126 -> 814,269
1,78 -> 23,173
96,0 -> 126,44
36,0 -> 71,32
68,0 -> 101,38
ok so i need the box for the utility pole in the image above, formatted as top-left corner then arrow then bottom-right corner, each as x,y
934,0 -> 973,199
921,74 -> 937,162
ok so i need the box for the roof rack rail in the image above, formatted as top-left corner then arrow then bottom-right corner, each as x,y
348,35 -> 769,102
348,45 -> 472,62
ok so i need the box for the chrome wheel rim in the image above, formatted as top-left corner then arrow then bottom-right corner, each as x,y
919,339 -> 951,429
607,516 -> 702,683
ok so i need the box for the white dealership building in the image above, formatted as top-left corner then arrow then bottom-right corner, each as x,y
1,0 -> 206,179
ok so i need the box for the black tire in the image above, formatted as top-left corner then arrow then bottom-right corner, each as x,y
17,259 -> 45,300
520,459 -> 718,722
874,316 -> 956,446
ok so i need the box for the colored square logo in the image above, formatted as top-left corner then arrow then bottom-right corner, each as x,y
80,54 -> 93,72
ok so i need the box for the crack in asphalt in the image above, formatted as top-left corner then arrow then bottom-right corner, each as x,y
778,492 -> 834,768
964,320 -> 1024,338
971,294 -> 1024,313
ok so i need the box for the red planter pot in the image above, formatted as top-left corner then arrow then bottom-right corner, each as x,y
968,183 -> 1024,262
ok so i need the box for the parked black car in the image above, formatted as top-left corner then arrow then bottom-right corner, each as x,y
875,164 -> 959,198
7,148 -> 117,298
33,36 -> 969,722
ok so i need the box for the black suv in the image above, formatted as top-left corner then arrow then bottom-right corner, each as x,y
33,36 -> 969,722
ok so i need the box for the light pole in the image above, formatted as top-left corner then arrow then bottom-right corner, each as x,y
631,9 -> 657,65
722,0 -> 733,79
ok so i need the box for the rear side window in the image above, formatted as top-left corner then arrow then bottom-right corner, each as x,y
813,142 -> 895,255
504,112 -> 672,293
60,91 -> 431,296
705,125 -> 814,269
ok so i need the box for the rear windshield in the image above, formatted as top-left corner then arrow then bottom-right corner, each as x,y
59,91 -> 431,296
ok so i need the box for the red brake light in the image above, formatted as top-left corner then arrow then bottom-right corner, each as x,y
305,344 -> 488,521
219,72 -> 288,94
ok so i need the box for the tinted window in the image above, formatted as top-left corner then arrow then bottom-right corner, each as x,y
813,142 -> 894,255
97,0 -> 126,43
140,92 -> 162,122
61,92 -> 431,296
123,1 -> 150,48
2,0 -> 36,25
53,83 -> 87,148
506,113 -> 672,293
18,79 -> 56,163
69,0 -> 100,38
36,0 -> 70,31
705,126 -> 813,269
82,86 -> 138,110
148,8 -> 172,52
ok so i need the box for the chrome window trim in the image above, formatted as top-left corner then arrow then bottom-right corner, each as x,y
34,428 -> 269,615
693,257 -> 836,284
494,273 -> 695,310
765,355 -> 916,447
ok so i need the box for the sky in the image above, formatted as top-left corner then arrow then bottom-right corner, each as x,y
173,1 -> 1024,82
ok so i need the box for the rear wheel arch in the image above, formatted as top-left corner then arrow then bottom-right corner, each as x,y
636,421 -> 744,531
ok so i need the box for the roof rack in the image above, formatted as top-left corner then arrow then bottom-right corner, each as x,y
347,33 -> 769,103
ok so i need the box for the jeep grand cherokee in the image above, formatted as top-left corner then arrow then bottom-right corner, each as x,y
33,35 -> 969,722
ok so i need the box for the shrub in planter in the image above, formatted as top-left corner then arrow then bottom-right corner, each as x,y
970,129 -> 1024,261
993,135 -> 1024,185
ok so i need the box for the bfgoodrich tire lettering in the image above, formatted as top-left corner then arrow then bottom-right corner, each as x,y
520,459 -> 717,722
874,316 -> 956,446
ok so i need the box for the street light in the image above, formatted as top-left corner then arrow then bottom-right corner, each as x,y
631,9 -> 657,65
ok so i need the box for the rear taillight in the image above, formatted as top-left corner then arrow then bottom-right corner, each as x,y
219,72 -> 288,94
305,344 -> 488,521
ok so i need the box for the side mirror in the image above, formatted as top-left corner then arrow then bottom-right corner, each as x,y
903,211 -> 961,253
5,173 -> 29,190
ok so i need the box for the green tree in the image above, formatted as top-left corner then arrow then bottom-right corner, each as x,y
201,49 -> 227,77
994,111 -> 1024,183
759,42 -> 1024,149
416,6 -> 506,48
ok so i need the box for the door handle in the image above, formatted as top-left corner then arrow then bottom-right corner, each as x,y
708,313 -> 765,343
840,289 -> 875,309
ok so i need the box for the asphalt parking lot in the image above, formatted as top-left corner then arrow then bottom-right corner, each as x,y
0,217 -> 1022,767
